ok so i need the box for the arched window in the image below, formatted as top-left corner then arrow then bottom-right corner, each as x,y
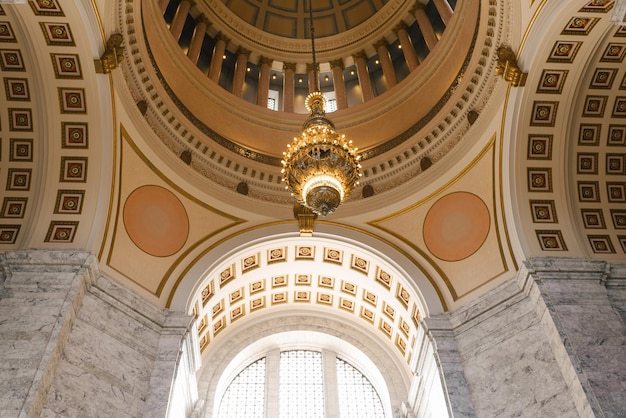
336,358 -> 385,417
217,357 -> 266,417
216,350 -> 385,418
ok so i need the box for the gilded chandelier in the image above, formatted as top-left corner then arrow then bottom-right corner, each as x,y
281,0 -> 362,216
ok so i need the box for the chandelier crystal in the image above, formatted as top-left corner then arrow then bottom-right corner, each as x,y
281,0 -> 362,216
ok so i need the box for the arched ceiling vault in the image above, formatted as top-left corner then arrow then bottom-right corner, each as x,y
179,234 -> 432,377
509,0 -> 626,261
0,0 -> 623,351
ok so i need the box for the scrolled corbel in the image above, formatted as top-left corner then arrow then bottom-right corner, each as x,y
94,33 -> 125,74
496,46 -> 527,87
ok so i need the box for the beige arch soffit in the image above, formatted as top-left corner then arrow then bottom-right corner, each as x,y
369,134 -> 516,301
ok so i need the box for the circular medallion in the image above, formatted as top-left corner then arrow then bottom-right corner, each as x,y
423,192 -> 490,262
123,185 -> 189,257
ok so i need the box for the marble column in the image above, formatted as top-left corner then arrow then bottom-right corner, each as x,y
144,313 -> 199,417
169,0 -> 192,41
0,250 -> 200,418
283,62 -> 296,113
352,50 -> 374,102
208,32 -> 229,82
330,59 -> 348,110
412,2 -> 438,51
433,0 -> 453,25
394,22 -> 419,71
232,47 -> 251,98
374,38 -> 397,89
406,324 -> 452,417
257,55 -> 273,107
422,317 -> 475,418
187,15 -> 209,65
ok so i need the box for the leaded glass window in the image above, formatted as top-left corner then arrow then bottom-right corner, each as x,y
217,357 -> 266,417
279,350 -> 325,418
336,357 -> 385,418
216,350 -> 386,417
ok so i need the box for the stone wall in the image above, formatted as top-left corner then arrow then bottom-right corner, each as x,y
607,265 -> 626,326
2,250 -> 623,418
426,257 -> 626,418
0,250 -> 92,418
525,258 -> 626,418
426,278 -> 578,417
0,250 -> 198,418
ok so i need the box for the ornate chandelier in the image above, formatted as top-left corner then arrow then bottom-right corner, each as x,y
281,0 -> 362,216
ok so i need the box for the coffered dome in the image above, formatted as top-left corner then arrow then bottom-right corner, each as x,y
222,0 -> 389,39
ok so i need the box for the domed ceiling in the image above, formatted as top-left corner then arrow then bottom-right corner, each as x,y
221,0 -> 388,38
1,0 -> 623,322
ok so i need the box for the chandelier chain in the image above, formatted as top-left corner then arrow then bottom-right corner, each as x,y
308,0 -> 319,92
281,0 -> 362,216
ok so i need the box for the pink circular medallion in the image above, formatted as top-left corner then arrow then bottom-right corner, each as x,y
123,185 -> 189,257
423,192 -> 490,262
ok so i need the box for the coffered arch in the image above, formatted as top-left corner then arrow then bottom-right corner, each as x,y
0,0 -> 114,251
506,0 -> 625,260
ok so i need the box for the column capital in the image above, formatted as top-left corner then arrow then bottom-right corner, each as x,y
373,38 -> 389,50
393,21 -> 409,34
283,62 -> 297,72
523,257 -> 610,281
258,55 -> 274,67
306,62 -> 319,72
215,31 -> 230,44
236,47 -> 251,57
352,50 -> 368,62
194,13 -> 210,26
329,58 -> 344,70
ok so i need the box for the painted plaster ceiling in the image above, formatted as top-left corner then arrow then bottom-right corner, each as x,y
0,0 -> 624,364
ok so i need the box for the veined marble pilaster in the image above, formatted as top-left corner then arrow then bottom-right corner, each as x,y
606,264 -> 626,325
42,267 -> 196,418
0,249 -> 197,418
521,258 -> 626,418
422,317 -> 474,417
0,250 -> 96,418
144,313 -> 199,418
427,268 -> 579,418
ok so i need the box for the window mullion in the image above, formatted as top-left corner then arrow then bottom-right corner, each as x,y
266,349 -> 280,418
322,350 -> 340,418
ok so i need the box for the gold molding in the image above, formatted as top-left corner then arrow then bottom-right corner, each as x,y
368,135 -> 513,302
519,0 -> 549,57
166,220 -> 449,312
106,126 -> 246,297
